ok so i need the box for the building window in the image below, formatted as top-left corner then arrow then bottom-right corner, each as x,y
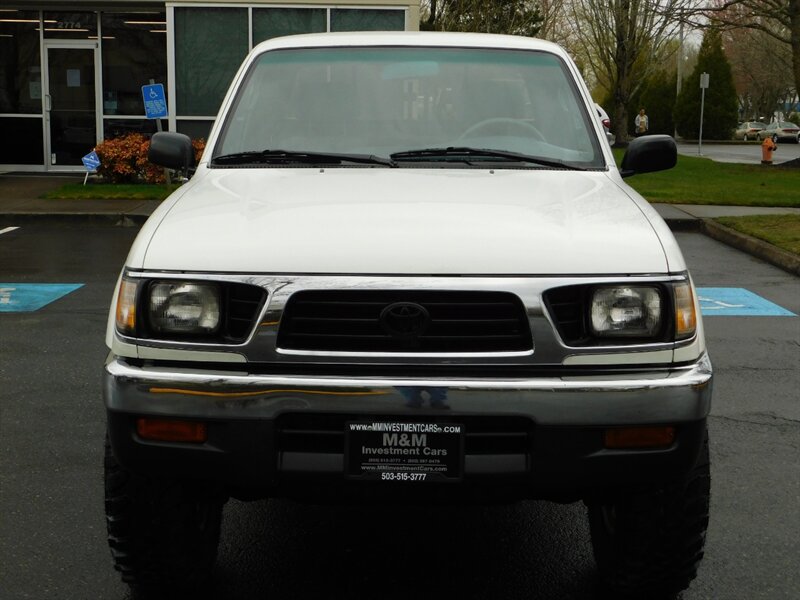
176,119 -> 213,142
103,118 -> 164,140
0,10 -> 41,114
330,9 -> 405,32
101,12 -> 167,118
252,8 -> 326,44
174,7 -> 248,117
0,117 -> 44,164
42,11 -> 98,40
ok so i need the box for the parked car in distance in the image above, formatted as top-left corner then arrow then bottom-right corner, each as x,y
733,121 -> 765,141
757,121 -> 800,143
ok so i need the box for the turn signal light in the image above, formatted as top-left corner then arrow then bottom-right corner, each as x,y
604,426 -> 676,449
136,418 -> 207,443
674,283 -> 697,340
115,278 -> 138,336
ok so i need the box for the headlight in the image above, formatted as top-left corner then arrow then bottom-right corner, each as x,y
590,286 -> 663,338
149,282 -> 220,334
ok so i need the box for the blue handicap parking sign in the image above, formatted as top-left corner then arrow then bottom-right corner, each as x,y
696,287 -> 796,317
0,284 -> 84,313
82,151 -> 101,171
142,83 -> 168,119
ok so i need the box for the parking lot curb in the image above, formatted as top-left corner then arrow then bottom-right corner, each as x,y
662,216 -> 704,232
701,219 -> 800,276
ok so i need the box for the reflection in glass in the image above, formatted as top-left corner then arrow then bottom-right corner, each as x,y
330,9 -> 405,32
103,118 -> 163,140
47,47 -> 96,165
176,119 -> 212,142
252,8 -> 326,44
215,47 -> 603,165
42,11 -> 98,39
175,7 -> 248,116
0,10 -> 41,114
0,117 -> 44,164
101,12 -> 167,116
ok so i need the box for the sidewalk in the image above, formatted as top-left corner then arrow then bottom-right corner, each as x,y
1,173 -> 798,274
0,173 -> 160,225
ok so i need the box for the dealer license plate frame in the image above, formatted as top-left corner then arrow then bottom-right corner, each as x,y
345,420 -> 464,482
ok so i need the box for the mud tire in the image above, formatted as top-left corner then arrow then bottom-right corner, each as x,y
588,430 -> 711,599
104,435 -> 225,597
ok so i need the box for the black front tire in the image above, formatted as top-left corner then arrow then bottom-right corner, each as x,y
587,431 -> 711,599
104,435 -> 226,597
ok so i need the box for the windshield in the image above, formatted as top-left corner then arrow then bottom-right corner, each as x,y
214,46 -> 604,168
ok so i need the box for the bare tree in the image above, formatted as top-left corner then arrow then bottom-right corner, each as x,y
724,25 -> 794,119
420,0 -> 543,37
569,0 -> 703,144
536,0 -> 573,45
699,0 -> 799,112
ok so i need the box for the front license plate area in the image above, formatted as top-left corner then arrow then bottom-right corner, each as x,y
346,421 -> 464,482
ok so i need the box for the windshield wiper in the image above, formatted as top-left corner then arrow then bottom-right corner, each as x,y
390,147 -> 586,170
212,149 -> 396,167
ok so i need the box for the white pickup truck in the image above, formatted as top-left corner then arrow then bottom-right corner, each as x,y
104,32 -> 712,599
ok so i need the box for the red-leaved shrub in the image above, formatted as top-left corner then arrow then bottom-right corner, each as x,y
95,133 -> 205,184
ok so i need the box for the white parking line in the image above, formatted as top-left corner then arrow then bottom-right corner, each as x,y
0,227 -> 20,235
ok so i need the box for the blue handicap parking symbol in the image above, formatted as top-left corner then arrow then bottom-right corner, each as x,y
82,150 -> 101,171
0,284 -> 84,313
141,83 -> 168,119
696,287 -> 796,317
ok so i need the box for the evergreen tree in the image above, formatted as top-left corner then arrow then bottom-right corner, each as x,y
674,29 -> 738,140
629,70 -> 678,136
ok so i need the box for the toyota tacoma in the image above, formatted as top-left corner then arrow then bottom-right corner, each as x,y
104,32 -> 712,598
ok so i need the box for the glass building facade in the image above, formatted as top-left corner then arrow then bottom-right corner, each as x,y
0,2 -> 415,171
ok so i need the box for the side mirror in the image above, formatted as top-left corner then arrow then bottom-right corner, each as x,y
620,135 -> 677,178
148,132 -> 195,172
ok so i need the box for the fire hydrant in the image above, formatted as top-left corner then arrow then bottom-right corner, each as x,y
761,136 -> 777,164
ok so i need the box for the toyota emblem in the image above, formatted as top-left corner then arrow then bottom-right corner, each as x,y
379,302 -> 430,338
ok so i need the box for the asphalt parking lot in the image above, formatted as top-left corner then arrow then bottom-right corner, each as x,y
1,223 -> 798,599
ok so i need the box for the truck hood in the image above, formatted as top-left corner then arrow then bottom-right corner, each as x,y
137,168 -> 669,274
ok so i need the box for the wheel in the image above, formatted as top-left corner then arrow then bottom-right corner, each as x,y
587,430 -> 710,599
458,117 -> 546,142
772,134 -> 778,144
104,435 -> 226,596
743,133 -> 748,141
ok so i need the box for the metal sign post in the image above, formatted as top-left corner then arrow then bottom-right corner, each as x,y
698,72 -> 709,156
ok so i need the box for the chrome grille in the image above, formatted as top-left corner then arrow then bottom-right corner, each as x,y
225,283 -> 267,342
277,290 -> 532,353
543,285 -> 586,345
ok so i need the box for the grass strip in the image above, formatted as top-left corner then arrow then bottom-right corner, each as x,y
40,183 -> 178,201
42,153 -> 799,209
613,150 -> 800,207
714,215 -> 800,255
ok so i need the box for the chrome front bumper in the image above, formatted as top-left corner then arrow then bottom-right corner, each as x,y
104,353 -> 712,426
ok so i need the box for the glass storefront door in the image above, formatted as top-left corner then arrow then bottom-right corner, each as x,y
44,43 -> 98,168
